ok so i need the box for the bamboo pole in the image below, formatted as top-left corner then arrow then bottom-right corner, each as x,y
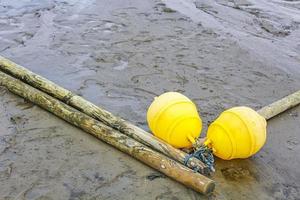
257,90 -> 300,120
0,71 -> 215,194
0,56 -> 208,174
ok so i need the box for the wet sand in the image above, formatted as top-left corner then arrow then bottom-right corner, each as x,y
0,0 -> 300,199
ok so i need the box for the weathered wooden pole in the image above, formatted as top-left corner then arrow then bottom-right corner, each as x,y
0,71 -> 215,194
0,56 -> 208,174
257,90 -> 300,120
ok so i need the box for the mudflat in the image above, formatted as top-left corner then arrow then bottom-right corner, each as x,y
0,0 -> 300,199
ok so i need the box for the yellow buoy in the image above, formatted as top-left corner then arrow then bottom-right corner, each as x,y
147,92 -> 202,148
206,106 -> 267,160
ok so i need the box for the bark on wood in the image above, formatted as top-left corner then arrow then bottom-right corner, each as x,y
0,55 -> 208,174
0,71 -> 215,194
257,90 -> 300,120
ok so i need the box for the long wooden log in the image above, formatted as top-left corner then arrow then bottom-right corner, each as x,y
0,55 -> 208,174
0,71 -> 215,194
257,90 -> 300,120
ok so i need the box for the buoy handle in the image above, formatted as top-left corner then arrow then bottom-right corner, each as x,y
203,138 -> 216,153
187,134 -> 196,144
203,138 -> 211,146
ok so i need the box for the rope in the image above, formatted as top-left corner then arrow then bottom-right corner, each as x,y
184,144 -> 215,173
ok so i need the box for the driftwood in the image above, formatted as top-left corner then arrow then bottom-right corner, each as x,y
0,55 -> 208,174
0,71 -> 215,194
257,90 -> 300,120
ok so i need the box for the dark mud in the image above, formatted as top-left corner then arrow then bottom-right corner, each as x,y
0,0 -> 300,199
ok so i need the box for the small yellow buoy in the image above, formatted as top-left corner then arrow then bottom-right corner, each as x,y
147,92 -> 202,148
206,106 -> 267,160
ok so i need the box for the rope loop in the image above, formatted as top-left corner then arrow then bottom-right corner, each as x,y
184,142 -> 215,173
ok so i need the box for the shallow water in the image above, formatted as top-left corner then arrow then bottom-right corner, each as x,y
0,0 -> 300,199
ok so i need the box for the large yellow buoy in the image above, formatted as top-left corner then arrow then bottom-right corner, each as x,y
147,92 -> 202,148
206,106 -> 267,160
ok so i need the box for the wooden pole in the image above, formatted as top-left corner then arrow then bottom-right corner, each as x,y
0,56 -> 208,174
257,90 -> 300,120
0,71 -> 215,194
